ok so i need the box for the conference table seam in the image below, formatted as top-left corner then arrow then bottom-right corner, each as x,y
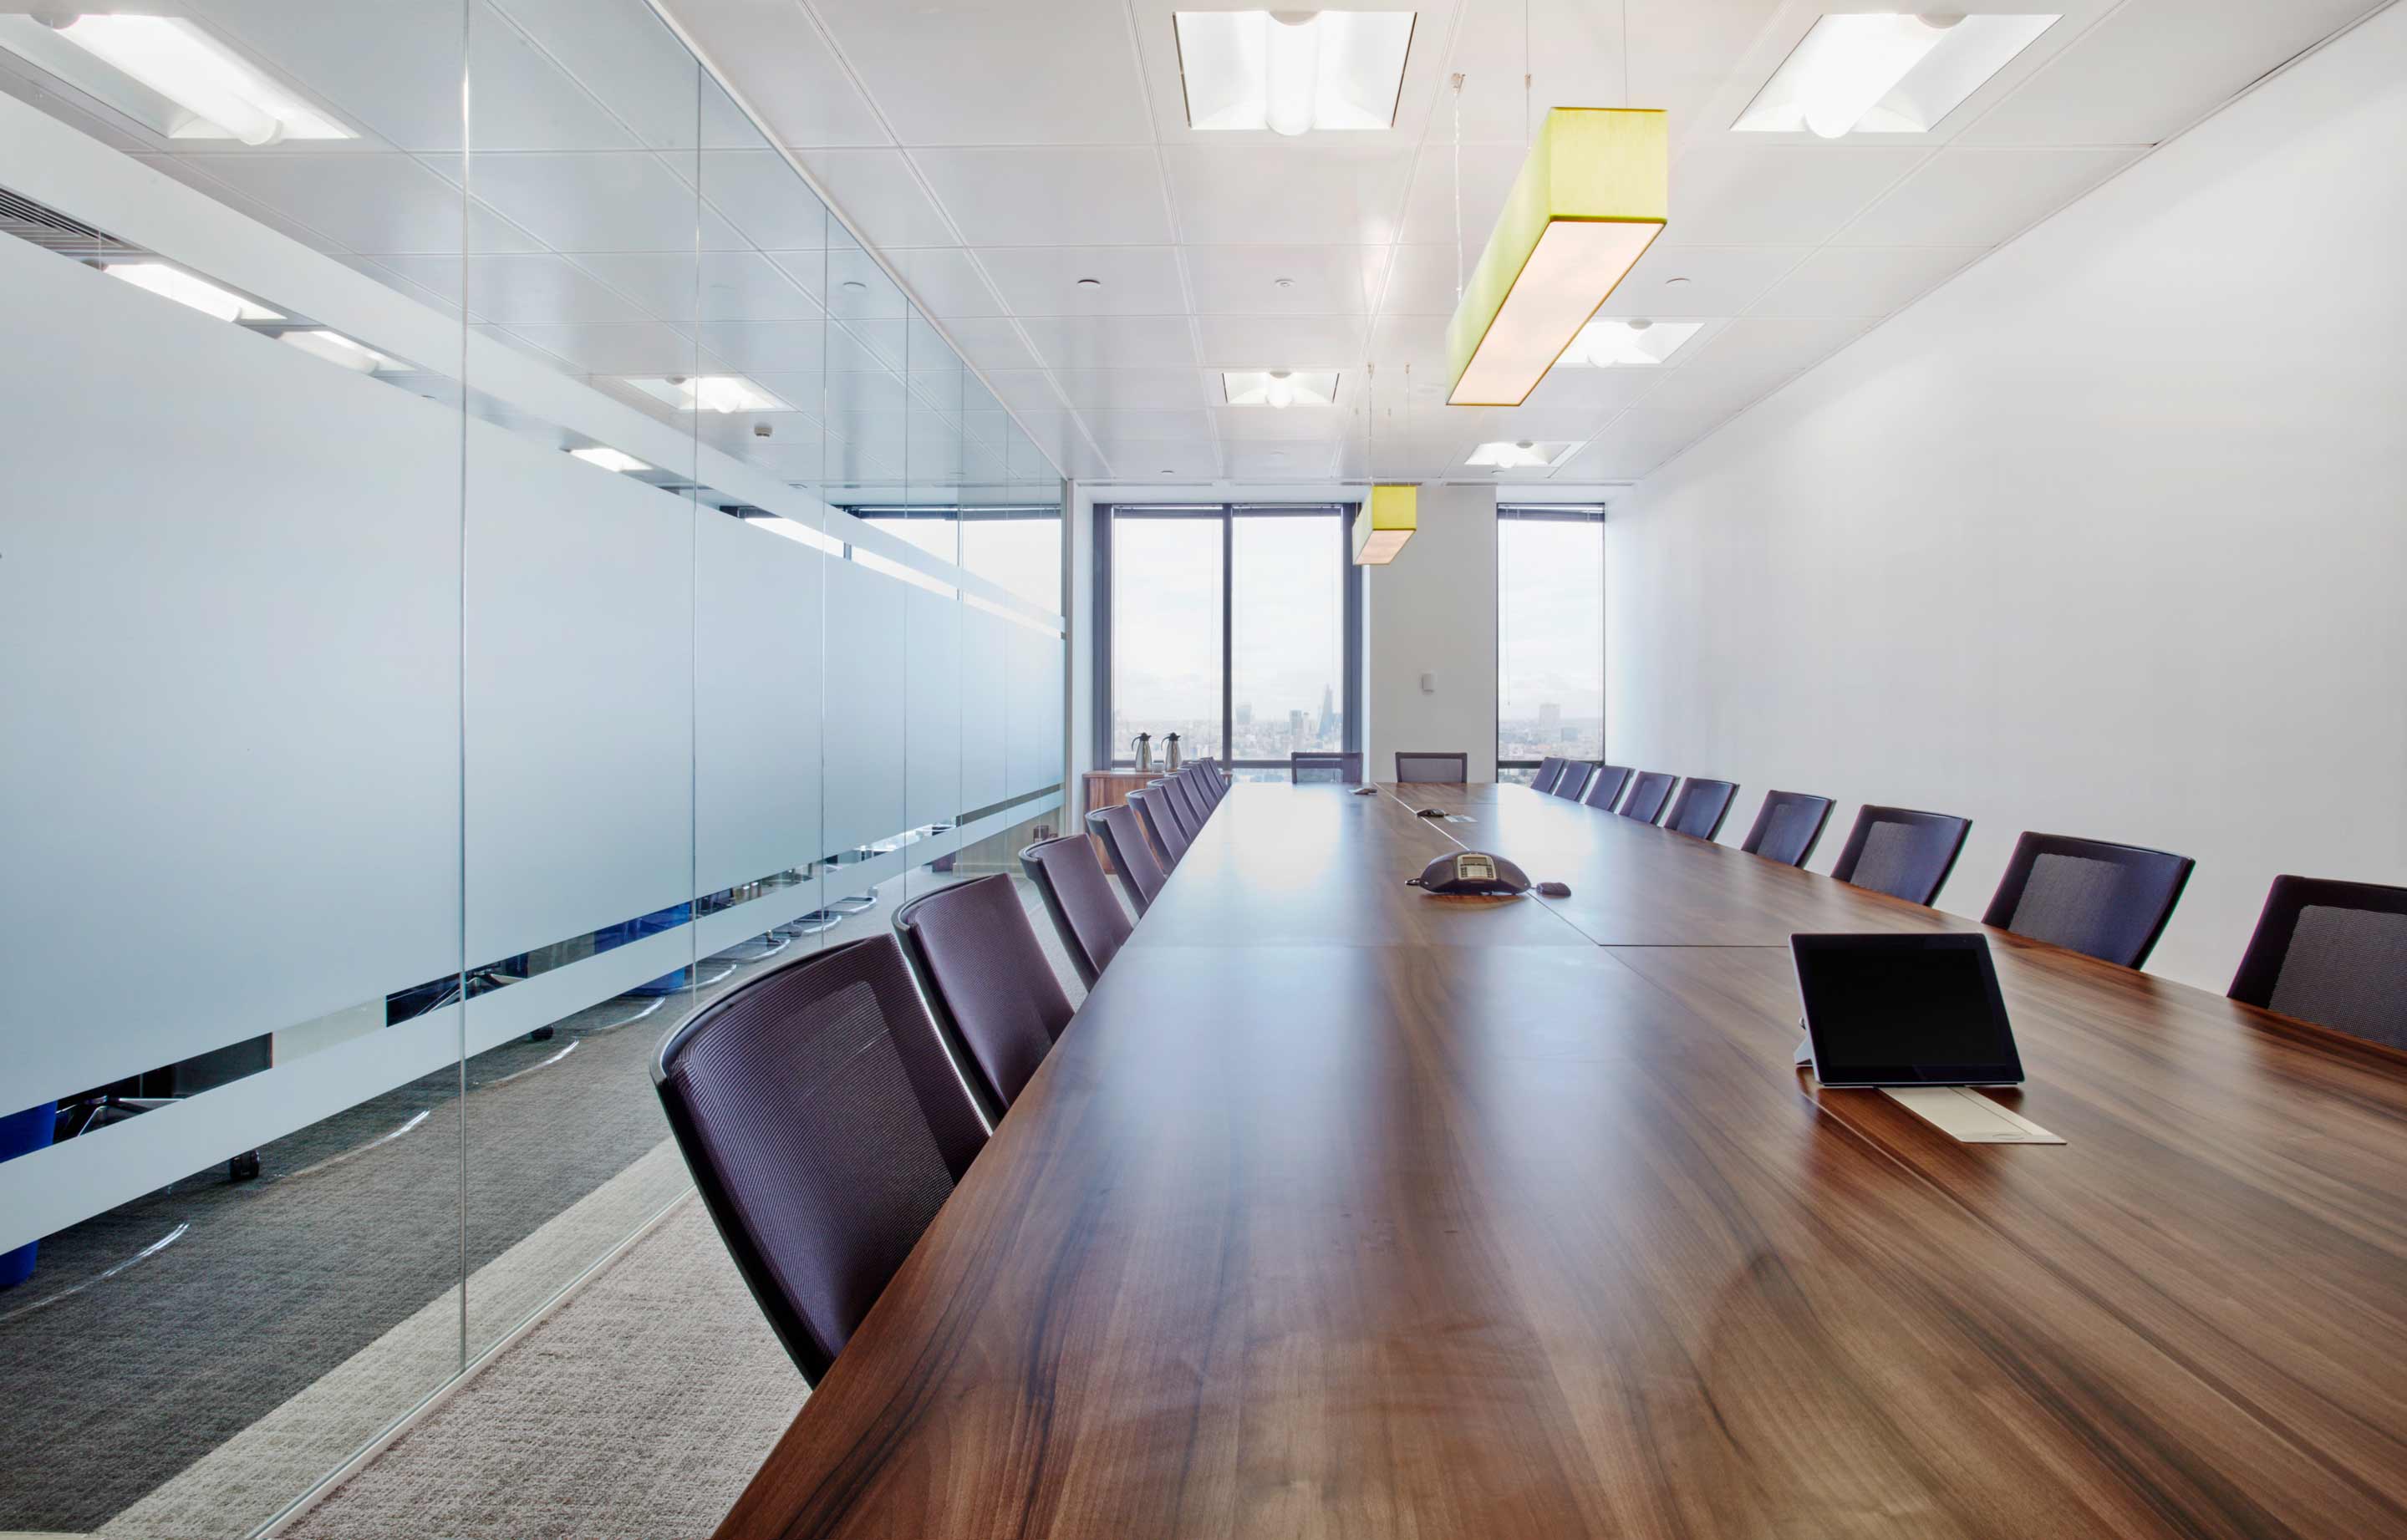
1377,784 -> 1619,947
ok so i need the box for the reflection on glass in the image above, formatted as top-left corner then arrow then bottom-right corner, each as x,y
1498,510 -> 1606,765
1111,515 -> 1225,762
1233,513 -> 1344,761
963,511 -> 1064,613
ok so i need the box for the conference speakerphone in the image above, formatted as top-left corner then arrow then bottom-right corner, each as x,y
1788,933 -> 2025,1088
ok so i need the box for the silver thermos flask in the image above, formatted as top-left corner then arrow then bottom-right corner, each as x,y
1132,732 -> 1153,772
1163,732 -> 1183,771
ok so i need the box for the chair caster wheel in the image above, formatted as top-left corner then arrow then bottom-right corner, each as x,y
229,1151 -> 262,1181
529,1025 -> 556,1041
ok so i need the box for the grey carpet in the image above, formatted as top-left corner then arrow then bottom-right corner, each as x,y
0,851 -> 1080,1536
280,1197 -> 807,1540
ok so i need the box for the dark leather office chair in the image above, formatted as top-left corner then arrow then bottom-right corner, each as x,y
651,934 -> 986,1385
1583,765 -> 1633,811
1128,787 -> 1188,869
1830,805 -> 1972,907
1087,804 -> 1167,915
1529,757 -> 1565,795
1982,833 -> 2195,969
1147,778 -> 1199,842
2228,877 -> 2407,1052
1164,773 -> 1211,835
893,874 -> 1075,1123
1739,790 -> 1835,868
1291,751 -> 1365,784
1664,779 -> 1739,841
1550,763 -> 1594,801
1195,758 -> 1228,804
1396,751 -> 1468,783
1021,834 -> 1133,989
1618,771 -> 1676,825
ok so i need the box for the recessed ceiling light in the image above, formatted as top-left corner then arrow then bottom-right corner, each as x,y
1558,318 -> 1704,367
102,262 -> 282,322
1173,10 -> 1417,135
624,374 -> 789,414
1734,13 -> 2059,139
1076,277 -> 1103,287
1274,277 -> 1296,289
568,445 -> 652,474
1465,440 -> 1572,470
1663,276 -> 1692,287
280,328 -> 390,373
1224,368 -> 1339,407
0,13 -> 354,144
839,279 -> 868,292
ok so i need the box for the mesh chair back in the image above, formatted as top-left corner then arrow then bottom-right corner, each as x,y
1291,751 -> 1365,784
1148,779 -> 1199,842
1583,765 -> 1632,811
2228,877 -> 2407,1052
1740,791 -> 1835,868
1086,805 -> 1166,915
652,935 -> 986,1385
892,874 -> 1075,1123
1529,757 -> 1565,795
1128,787 -> 1188,868
1021,835 -> 1133,988
1664,779 -> 1739,841
1830,805 -> 1972,907
1550,763 -> 1594,801
1396,751 -> 1468,783
1619,771 -> 1676,824
1981,833 -> 2195,969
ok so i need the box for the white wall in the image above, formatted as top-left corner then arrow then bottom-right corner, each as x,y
1367,484 -> 1501,781
1605,4 -> 2407,990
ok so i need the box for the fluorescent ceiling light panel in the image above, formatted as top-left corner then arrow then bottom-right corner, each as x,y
28,13 -> 355,144
1464,440 -> 1573,470
280,328 -> 389,373
624,375 -> 789,414
1734,13 -> 2059,138
1174,10 -> 1416,135
569,445 -> 652,474
1446,108 -> 1668,407
1224,369 -> 1340,407
1559,318 -> 1702,367
102,262 -> 282,322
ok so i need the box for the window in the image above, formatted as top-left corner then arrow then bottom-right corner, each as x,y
1099,506 -> 1360,775
1497,506 -> 1605,784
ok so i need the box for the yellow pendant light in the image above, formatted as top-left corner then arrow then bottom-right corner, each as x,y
1353,360 -> 1417,565
1444,105 -> 1667,408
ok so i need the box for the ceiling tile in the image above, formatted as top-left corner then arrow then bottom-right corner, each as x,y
940,317 -> 1046,372
697,149 -> 836,248
1187,247 -> 1385,316
805,0 -> 1153,145
1045,370 -> 1219,410
1960,0 -> 2375,148
1019,315 -> 1200,371
1593,243 -> 1809,319
694,319 -> 827,373
1397,141 -> 1527,244
883,247 -> 1009,317
1834,147 -> 2142,247
913,148 -> 1173,245
1163,145 -> 1415,245
1668,142 -> 1928,245
1748,246 -> 1985,318
661,0 -> 890,147
468,152 -> 747,252
1212,403 -> 1356,441
1683,316 -> 1874,377
976,247 -> 1188,316
1555,407 -> 1725,479
576,251 -> 822,322
1199,315 -> 1368,368
790,149 -> 961,247
1079,409 -> 1217,449
1224,442 -> 1341,480
1104,441 -> 1225,479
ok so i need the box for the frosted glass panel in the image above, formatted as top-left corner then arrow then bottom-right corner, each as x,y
962,606 -> 1015,811
696,507 -> 825,895
1010,623 -> 1065,798
907,585 -> 964,829
823,552 -> 908,853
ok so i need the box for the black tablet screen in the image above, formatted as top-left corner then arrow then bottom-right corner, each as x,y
1792,935 -> 2022,1085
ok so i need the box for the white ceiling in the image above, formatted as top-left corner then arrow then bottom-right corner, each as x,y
656,0 -> 2382,486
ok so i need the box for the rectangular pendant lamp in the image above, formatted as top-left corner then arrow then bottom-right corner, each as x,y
1354,484 -> 1417,564
1445,107 -> 1668,407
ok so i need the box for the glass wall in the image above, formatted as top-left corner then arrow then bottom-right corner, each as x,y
0,6 -> 1065,1534
1497,506 -> 1606,783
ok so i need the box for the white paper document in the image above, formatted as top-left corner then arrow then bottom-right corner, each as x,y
1880,1085 -> 2064,1144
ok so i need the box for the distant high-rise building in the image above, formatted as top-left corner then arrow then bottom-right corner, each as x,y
1289,708 -> 1306,745
1236,701 -> 1253,727
1317,683 -> 1336,742
1538,702 -> 1562,730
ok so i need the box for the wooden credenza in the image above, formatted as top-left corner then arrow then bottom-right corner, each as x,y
1080,769 -> 1159,872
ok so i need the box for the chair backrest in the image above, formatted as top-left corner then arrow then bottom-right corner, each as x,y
1194,760 -> 1227,803
1292,750 -> 1365,784
1127,786 -> 1188,868
891,874 -> 1075,1122
1020,835 -> 1133,989
1583,765 -> 1632,811
1184,763 -> 1221,811
2227,877 -> 2407,1052
1664,779 -> 1739,841
1164,773 -> 1210,834
1529,757 -> 1565,795
1148,778 -> 1199,841
1740,790 -> 1835,868
1549,763 -> 1594,801
1396,751 -> 1468,783
1829,805 -> 1972,907
651,934 -> 986,1386
1618,771 -> 1676,824
1982,833 -> 2196,970
1086,805 -> 1167,915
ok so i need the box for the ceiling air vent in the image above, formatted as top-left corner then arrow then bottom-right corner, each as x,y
0,183 -> 129,255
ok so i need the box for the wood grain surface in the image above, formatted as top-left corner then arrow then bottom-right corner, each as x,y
715,784 -> 2407,1539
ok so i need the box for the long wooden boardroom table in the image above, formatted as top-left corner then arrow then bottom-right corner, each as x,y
718,782 -> 2407,1539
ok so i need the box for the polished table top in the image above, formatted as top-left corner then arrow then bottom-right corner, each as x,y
719,783 -> 2407,1539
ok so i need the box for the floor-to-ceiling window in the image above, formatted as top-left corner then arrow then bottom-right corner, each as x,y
1098,505 -> 1361,779
1497,506 -> 1606,784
